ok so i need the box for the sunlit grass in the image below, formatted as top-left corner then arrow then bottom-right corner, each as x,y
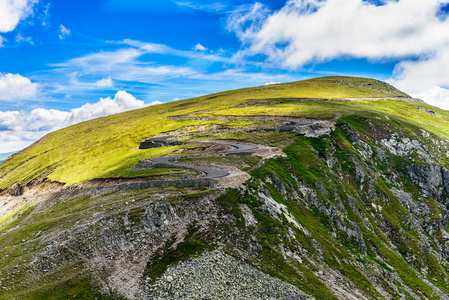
0,76 -> 434,188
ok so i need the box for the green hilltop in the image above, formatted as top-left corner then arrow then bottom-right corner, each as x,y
0,76 -> 435,189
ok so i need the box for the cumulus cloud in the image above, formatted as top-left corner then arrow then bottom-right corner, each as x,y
389,51 -> 449,109
193,43 -> 207,51
66,91 -> 146,125
0,73 -> 39,100
227,0 -> 449,107
0,130 -> 45,154
58,24 -> 70,39
0,0 -> 38,33
95,76 -> 113,88
264,81 -> 280,85
228,0 -> 449,66
0,91 -> 162,152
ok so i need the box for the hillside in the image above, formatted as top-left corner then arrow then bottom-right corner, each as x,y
1,76 -> 449,299
0,76 -> 411,189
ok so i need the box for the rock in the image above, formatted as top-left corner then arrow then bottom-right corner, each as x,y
239,204 -> 258,227
145,249 -> 314,300
293,121 -> 335,137
131,159 -> 156,170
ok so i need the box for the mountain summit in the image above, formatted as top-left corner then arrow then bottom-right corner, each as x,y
1,76 -> 449,299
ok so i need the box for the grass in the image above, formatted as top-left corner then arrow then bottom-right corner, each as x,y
0,76 -> 415,189
102,167 -> 199,179
17,275 -> 127,300
199,99 -> 449,139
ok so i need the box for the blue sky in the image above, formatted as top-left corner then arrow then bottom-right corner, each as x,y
1,0 -> 449,153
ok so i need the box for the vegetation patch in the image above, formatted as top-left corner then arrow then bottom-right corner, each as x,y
143,223 -> 215,284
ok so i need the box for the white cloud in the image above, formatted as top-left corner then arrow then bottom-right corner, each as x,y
51,47 -> 198,85
0,130 -> 45,154
25,108 -> 69,131
0,91 -> 163,152
54,48 -> 145,70
174,1 -> 227,13
117,39 -> 233,63
39,39 -> 287,105
15,33 -> 33,45
411,86 -> 449,110
65,91 -> 145,125
118,39 -> 172,53
389,51 -> 449,109
0,35 -> 5,47
227,0 -> 449,108
264,81 -> 280,85
202,68 -> 288,82
226,2 -> 270,45
40,2 -> 50,27
0,73 -> 39,100
0,0 -> 38,33
0,91 -> 157,132
228,0 -> 449,66
193,43 -> 207,51
95,76 -> 113,88
58,24 -> 70,39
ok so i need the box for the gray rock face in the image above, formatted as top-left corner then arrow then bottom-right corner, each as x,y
379,132 -> 434,164
293,121 -> 335,137
145,249 -> 314,300
405,163 -> 449,206
131,159 -> 156,170
143,202 -> 179,232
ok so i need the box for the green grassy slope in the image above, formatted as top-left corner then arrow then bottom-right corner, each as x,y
0,76 -> 432,189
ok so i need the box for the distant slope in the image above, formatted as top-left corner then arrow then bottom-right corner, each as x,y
0,152 -> 16,163
0,76 -> 434,190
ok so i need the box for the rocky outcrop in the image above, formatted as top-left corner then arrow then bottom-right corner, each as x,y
405,164 -> 449,205
163,115 -> 335,138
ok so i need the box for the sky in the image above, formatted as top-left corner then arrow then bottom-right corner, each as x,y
1,0 -> 449,153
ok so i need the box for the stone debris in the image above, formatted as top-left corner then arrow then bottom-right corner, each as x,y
145,249 -> 314,300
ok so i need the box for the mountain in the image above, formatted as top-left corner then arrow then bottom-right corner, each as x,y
0,152 -> 16,163
1,76 -> 449,299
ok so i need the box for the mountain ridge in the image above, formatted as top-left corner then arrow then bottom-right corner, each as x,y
0,76 -> 433,190
1,76 -> 449,299
0,152 -> 16,163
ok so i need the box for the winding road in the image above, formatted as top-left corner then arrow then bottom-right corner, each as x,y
137,116 -> 328,180
148,141 -> 259,179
